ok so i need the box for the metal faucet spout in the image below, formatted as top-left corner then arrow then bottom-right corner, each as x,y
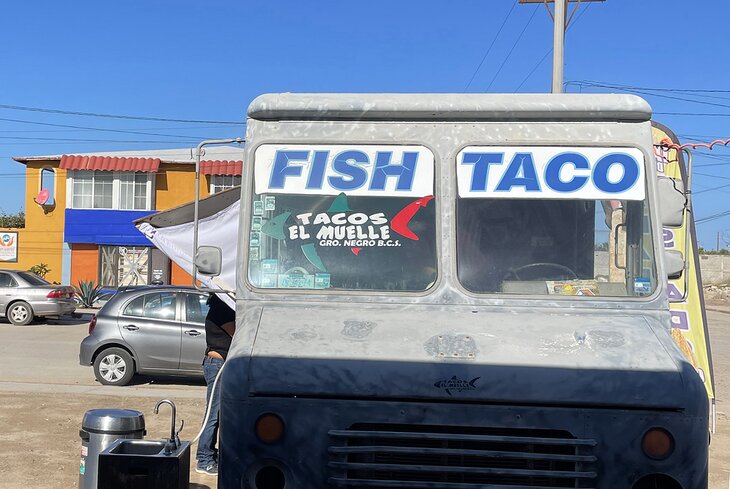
154,399 -> 177,448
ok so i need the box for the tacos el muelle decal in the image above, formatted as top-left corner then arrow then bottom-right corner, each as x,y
287,195 -> 433,250
251,193 -> 435,287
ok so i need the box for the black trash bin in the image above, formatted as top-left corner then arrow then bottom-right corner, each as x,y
79,409 -> 146,489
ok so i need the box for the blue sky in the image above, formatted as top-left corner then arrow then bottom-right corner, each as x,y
2,0 -> 729,248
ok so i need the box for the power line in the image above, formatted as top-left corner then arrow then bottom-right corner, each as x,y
0,117 -> 222,139
569,80 -> 730,96
0,135 -> 216,143
514,50 -> 552,92
567,81 -> 730,110
513,2 -> 593,92
654,111 -> 730,118
696,209 -> 730,225
485,5 -> 540,92
0,103 -> 244,125
692,184 -> 729,195
694,183 -> 730,195
694,152 -> 730,161
694,172 -> 730,181
695,162 -> 730,169
0,138 -> 240,146
463,1 -> 518,92
679,133 -> 730,142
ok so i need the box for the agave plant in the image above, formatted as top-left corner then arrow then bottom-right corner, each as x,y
74,280 -> 103,308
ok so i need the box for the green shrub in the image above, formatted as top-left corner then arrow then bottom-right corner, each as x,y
74,280 -> 103,308
0,210 -> 25,228
28,263 -> 51,278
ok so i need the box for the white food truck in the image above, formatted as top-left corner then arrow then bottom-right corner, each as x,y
139,93 -> 711,489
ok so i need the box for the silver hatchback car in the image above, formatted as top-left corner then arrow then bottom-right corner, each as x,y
0,269 -> 76,325
79,286 -> 210,386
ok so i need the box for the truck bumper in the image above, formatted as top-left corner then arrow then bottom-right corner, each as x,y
219,397 -> 708,489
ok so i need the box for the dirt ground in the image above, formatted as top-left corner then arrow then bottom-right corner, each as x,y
0,392 -> 213,489
1,391 -> 725,489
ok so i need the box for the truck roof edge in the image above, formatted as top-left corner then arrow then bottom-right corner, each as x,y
247,93 -> 652,123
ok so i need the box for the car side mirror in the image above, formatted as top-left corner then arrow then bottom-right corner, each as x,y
665,250 -> 684,279
657,177 -> 686,227
195,246 -> 222,277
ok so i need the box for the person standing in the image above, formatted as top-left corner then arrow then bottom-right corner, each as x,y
196,293 -> 235,476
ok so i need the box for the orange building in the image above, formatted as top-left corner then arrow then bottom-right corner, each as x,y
0,147 -> 243,288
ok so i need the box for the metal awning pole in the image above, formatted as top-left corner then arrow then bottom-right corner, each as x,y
193,138 -> 244,289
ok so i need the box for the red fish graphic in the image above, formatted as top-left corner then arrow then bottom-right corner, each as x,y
390,195 -> 434,241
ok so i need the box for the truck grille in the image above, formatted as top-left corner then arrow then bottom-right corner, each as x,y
328,423 -> 597,488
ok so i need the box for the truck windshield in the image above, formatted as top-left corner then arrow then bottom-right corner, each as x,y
456,198 -> 657,296
247,193 -> 437,291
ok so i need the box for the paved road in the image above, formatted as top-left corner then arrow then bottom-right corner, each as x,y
0,315 -> 205,399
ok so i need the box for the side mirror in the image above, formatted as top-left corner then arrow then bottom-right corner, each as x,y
657,177 -> 686,227
665,250 -> 685,279
195,246 -> 222,277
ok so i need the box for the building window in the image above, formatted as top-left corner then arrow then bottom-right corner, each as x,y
100,245 -> 151,287
210,175 -> 241,194
119,173 -> 148,210
69,171 -> 153,210
40,167 -> 56,206
94,172 -> 113,208
72,171 -> 95,208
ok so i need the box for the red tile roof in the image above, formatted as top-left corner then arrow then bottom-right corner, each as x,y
201,160 -> 243,176
60,155 -> 160,173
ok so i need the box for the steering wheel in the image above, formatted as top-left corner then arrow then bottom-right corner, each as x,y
503,262 -> 578,281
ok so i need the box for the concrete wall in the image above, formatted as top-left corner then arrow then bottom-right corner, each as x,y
155,163 -> 210,211
698,254 -> 730,285
596,251 -> 729,286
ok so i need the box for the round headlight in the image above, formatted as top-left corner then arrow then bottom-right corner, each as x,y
641,427 -> 674,460
255,413 -> 285,444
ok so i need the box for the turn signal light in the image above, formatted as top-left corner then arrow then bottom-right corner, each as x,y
642,428 -> 674,460
255,413 -> 285,444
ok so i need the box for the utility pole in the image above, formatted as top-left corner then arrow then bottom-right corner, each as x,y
518,0 -> 604,93
551,0 -> 566,93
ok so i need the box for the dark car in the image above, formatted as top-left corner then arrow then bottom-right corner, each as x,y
79,286 -> 210,385
0,269 -> 75,325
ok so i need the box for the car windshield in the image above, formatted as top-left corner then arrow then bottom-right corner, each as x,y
17,272 -> 50,286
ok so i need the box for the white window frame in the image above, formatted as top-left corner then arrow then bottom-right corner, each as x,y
66,171 -> 155,210
209,174 -> 241,194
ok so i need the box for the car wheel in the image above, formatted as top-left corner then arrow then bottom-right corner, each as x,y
7,301 -> 33,326
93,348 -> 135,386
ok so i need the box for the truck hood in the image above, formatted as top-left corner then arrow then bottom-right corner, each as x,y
246,306 -> 687,409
